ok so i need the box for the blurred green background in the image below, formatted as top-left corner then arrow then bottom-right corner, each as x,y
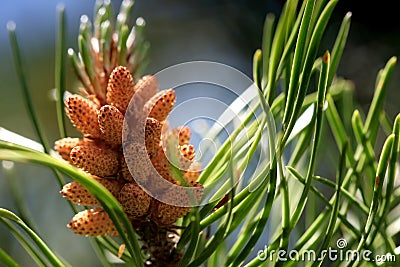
0,0 -> 399,266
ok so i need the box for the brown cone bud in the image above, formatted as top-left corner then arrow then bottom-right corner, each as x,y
98,104 -> 124,146
123,142 -> 151,185
151,180 -> 203,225
180,144 -> 195,161
132,75 -> 158,107
106,66 -> 135,113
120,156 -> 134,182
178,126 -> 191,146
67,208 -> 119,236
60,176 -> 124,206
144,89 -> 175,122
65,94 -> 101,138
70,143 -> 119,177
54,137 -> 84,162
150,146 -> 178,185
162,130 -> 192,172
151,201 -> 191,226
169,126 -> 191,146
145,118 -> 162,158
118,183 -> 151,218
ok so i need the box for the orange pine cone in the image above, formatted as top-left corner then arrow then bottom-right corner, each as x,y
60,176 -> 124,206
65,94 -> 102,138
70,143 -> 119,177
54,137 -> 84,162
178,126 -> 191,146
98,105 -> 124,146
59,65 -> 203,237
145,89 -> 176,122
67,208 -> 119,236
132,75 -> 159,106
118,183 -> 152,218
151,201 -> 191,226
123,142 -> 151,185
180,144 -> 195,161
106,66 -> 135,113
145,118 -> 163,158
151,182 -> 203,225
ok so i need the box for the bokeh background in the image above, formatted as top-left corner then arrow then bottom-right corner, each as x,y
0,0 -> 399,266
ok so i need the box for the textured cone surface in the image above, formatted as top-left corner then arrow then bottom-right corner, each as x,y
152,181 -> 203,225
180,144 -> 195,161
132,75 -> 159,107
118,183 -> 151,218
120,156 -> 134,182
65,94 -> 101,138
169,126 -> 191,146
145,118 -> 162,158
123,142 -> 151,185
163,132 -> 192,171
68,208 -> 119,236
70,143 -> 119,177
106,66 -> 135,113
60,176 -> 124,206
54,137 -> 84,161
145,89 -> 176,122
178,126 -> 191,146
163,181 -> 203,206
151,146 -> 178,185
98,104 -> 124,146
151,200 -> 191,226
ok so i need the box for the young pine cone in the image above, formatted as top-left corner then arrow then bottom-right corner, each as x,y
56,66 -> 203,236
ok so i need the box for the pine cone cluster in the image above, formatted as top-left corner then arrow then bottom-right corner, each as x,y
55,2 -> 203,264
55,65 -> 203,235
